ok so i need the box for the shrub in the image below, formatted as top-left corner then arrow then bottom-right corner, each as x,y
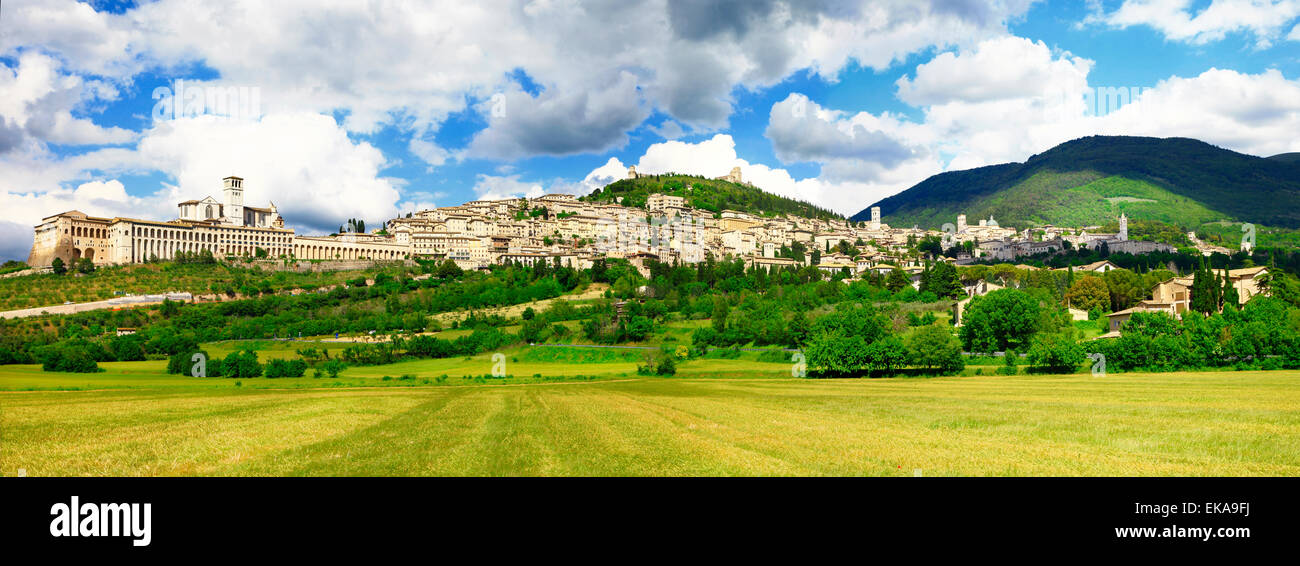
109,334 -> 147,362
319,359 -> 347,378
167,349 -> 214,376
1025,334 -> 1086,374
263,358 -> 308,378
221,349 -> 262,378
39,346 -> 102,373
996,350 -> 1019,375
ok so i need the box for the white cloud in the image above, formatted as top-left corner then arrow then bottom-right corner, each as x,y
408,138 -> 450,170
0,111 -> 405,260
896,36 -> 1093,106
1092,68 -> 1300,156
3,0 -> 1033,140
1099,0 -> 1300,46
0,0 -> 143,77
0,52 -> 134,150
759,35 -> 1300,216
465,72 -> 648,160
469,174 -> 545,201
134,113 -> 402,233
578,157 -> 632,194
766,93 -> 921,178
596,133 -> 935,215
0,179 -> 178,261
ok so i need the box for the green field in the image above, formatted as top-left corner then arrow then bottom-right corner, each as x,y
2,356 -> 1297,476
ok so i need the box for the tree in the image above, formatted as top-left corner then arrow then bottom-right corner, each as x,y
1064,275 -> 1109,312
1025,334 -> 1086,373
959,289 -> 1042,353
863,336 -> 910,374
221,349 -> 262,378
1100,268 -> 1143,311
921,261 -> 963,299
109,334 -> 146,361
1222,269 -> 1240,310
885,267 -> 910,292
804,332 -> 868,376
1190,260 -> 1216,314
75,258 -> 95,274
263,358 -> 308,378
906,324 -> 965,374
710,298 -> 729,333
917,236 -> 943,257
319,359 -> 347,378
436,259 -> 463,278
51,257 -> 66,275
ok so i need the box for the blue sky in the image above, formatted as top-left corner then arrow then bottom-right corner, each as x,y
3,0 -> 1300,261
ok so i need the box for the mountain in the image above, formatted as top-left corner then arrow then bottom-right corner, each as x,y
584,173 -> 843,220
851,136 -> 1300,230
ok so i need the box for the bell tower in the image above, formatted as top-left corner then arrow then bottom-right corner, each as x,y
223,176 -> 245,226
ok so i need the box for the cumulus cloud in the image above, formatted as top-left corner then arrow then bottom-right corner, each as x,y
3,0 -> 1032,137
895,36 -> 1093,106
0,52 -> 134,151
408,138 -> 450,170
134,113 -> 403,233
0,0 -> 1041,261
603,133 -> 935,215
0,0 -> 143,77
469,174 -> 546,201
0,111 -> 405,260
465,72 -> 649,160
757,35 -> 1300,215
766,93 -> 921,178
0,179 -> 179,261
1097,0 -> 1300,47
1091,68 -> 1300,156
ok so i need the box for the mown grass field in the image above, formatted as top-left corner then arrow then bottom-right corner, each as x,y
2,356 -> 1297,476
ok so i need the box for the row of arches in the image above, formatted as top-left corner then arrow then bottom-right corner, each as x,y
295,244 -> 406,261
72,225 -> 108,239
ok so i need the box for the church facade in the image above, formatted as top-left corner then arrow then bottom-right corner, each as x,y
28,176 -> 295,267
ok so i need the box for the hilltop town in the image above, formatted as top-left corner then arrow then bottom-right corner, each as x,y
29,167 -> 1228,282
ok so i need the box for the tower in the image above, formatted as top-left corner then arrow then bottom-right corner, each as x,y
957,213 -> 967,233
1118,212 -> 1128,241
627,165 -> 638,180
870,206 -> 881,230
223,176 -> 245,226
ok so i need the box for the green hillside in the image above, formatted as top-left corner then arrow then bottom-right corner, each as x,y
584,173 -> 842,220
853,136 -> 1300,232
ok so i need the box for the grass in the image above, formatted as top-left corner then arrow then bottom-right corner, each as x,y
1,360 -> 1297,476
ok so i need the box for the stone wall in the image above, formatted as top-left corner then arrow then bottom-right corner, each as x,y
240,259 -> 417,273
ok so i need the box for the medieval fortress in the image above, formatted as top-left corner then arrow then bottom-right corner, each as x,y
28,173 -> 1174,277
